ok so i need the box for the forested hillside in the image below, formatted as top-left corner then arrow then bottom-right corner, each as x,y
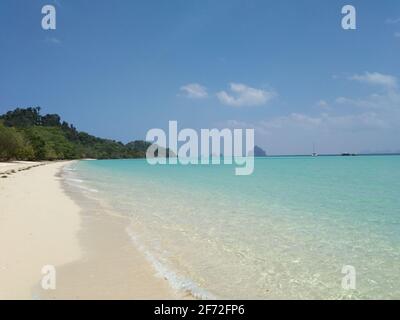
0,107 -> 161,161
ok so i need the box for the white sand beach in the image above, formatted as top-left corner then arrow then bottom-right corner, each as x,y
0,161 -> 178,299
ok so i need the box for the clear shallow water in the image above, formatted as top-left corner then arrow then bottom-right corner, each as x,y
64,156 -> 400,299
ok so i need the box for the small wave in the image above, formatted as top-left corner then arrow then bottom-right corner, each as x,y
75,184 -> 99,193
64,178 -> 99,193
66,178 -> 84,183
126,227 -> 216,300
63,168 -> 76,171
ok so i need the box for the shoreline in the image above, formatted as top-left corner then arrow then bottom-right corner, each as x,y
0,161 -> 82,299
0,161 -> 180,299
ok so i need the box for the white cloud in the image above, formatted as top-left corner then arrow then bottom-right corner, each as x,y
217,83 -> 275,107
335,96 -> 379,109
256,112 -> 387,132
316,100 -> 330,110
221,111 -> 392,155
221,74 -> 400,154
45,37 -> 61,45
336,91 -> 400,110
335,72 -> 400,111
349,72 -> 397,88
179,83 -> 208,99
225,112 -> 383,136
386,17 -> 400,24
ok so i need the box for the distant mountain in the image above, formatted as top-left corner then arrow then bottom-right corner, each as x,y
252,145 -> 267,157
0,107 -> 170,161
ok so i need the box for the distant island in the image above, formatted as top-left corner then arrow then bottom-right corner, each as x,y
253,146 -> 267,157
0,107 -> 171,161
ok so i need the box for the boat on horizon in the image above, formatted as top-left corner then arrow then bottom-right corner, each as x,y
312,143 -> 318,157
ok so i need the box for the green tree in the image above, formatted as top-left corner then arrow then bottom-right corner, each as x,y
0,123 -> 25,160
1,107 -> 164,161
0,107 -> 42,127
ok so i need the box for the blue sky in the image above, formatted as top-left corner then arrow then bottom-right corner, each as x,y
0,0 -> 399,155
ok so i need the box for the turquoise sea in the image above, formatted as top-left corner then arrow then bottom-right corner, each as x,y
63,156 -> 400,299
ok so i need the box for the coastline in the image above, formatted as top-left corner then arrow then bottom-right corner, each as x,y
0,161 -> 180,299
0,161 -> 82,299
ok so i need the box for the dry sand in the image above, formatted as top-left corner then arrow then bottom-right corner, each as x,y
0,161 -> 179,299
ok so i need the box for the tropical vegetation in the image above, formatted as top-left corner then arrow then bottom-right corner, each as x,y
0,107 -> 163,161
